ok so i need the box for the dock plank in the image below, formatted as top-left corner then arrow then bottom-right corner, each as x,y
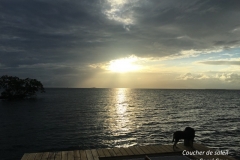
164,145 -> 174,152
149,145 -> 164,153
21,143 -> 237,160
97,149 -> 106,157
74,150 -> 80,160
133,146 -> 145,155
128,146 -> 140,155
80,150 -> 87,160
54,151 -> 62,160
119,147 -> 129,156
101,148 -> 111,157
62,151 -> 68,160
26,153 -> 36,160
107,148 -> 117,157
86,150 -> 94,160
144,146 -> 156,154
21,153 -> 30,160
157,145 -> 172,153
123,147 -> 134,156
195,143 -> 211,150
34,153 -> 43,160
174,143 -> 186,152
91,149 -> 99,160
138,146 -> 151,154
47,152 -> 55,160
68,151 -> 75,160
40,152 -> 49,160
113,148 -> 123,156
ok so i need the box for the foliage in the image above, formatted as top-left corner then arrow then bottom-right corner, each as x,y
0,75 -> 45,100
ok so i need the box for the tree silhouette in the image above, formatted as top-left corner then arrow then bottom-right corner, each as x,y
0,75 -> 45,100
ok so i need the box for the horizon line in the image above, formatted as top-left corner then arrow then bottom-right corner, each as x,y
42,87 -> 240,90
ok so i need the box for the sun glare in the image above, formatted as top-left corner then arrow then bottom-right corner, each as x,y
108,56 -> 140,72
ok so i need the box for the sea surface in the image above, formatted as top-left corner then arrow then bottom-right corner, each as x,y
0,88 -> 239,160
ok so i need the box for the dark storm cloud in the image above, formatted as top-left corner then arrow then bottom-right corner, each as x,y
214,40 -> 240,47
1,0 -> 108,64
1,0 -> 240,87
132,0 -> 240,51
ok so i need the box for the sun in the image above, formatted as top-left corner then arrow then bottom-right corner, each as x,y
108,56 -> 141,73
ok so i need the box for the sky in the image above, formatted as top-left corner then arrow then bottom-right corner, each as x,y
1,0 -> 240,89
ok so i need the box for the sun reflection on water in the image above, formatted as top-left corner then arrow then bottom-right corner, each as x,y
103,88 -> 138,147
115,88 -> 129,132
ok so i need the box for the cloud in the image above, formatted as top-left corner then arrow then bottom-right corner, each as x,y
1,0 -> 240,87
177,73 -> 209,80
230,27 -> 240,33
214,40 -> 240,48
1,0 -> 240,61
102,0 -> 139,27
177,72 -> 240,85
217,73 -> 240,83
200,61 -> 240,65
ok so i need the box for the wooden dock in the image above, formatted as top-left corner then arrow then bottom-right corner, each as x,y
21,143 -> 236,160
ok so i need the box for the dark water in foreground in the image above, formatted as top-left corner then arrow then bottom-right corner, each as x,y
0,89 -> 239,160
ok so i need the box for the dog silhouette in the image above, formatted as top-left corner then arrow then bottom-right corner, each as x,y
172,127 -> 195,149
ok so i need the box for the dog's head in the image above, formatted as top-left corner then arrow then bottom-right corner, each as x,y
184,127 -> 195,139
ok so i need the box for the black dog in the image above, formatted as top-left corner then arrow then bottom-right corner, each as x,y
172,127 -> 195,149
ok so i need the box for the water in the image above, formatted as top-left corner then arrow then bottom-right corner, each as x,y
0,89 -> 239,160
